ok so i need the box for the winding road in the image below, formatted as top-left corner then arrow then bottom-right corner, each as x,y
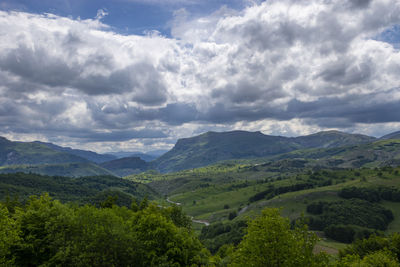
166,198 -> 210,226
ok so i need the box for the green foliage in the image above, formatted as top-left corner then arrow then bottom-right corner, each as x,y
100,156 -> 148,177
248,182 -> 314,202
0,204 -> 20,265
337,250 -> 399,267
0,162 -> 114,177
324,224 -> 380,244
307,199 -> 394,238
339,186 -> 400,202
0,137 -> 89,166
339,233 -> 400,262
200,220 -> 246,253
161,205 -> 192,229
231,208 -> 328,267
0,172 -> 158,204
5,194 -> 208,266
2,192 -> 400,266
150,163 -> 400,226
359,250 -> 399,266
228,211 -> 237,220
90,189 -> 137,208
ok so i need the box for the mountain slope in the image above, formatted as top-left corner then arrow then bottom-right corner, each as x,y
151,130 -> 377,173
107,151 -> 166,162
35,141 -> 117,163
0,162 -> 115,177
0,137 -> 88,166
273,138 -> 400,168
380,131 -> 400,140
100,157 -> 148,177
293,130 -> 376,148
0,173 -> 159,204
151,131 -> 301,173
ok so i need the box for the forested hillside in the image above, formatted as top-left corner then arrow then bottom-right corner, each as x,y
100,157 -> 148,177
35,141 -> 117,163
152,130 -> 376,172
0,162 -> 115,177
0,137 -> 88,166
0,173 -> 158,204
0,131 -> 395,176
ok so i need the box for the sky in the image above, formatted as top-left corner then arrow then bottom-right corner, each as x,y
0,0 -> 400,153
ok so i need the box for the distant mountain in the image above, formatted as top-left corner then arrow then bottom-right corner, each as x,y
107,150 -> 167,162
0,137 -> 88,166
152,131 -> 299,173
293,130 -> 376,148
0,162 -> 114,177
107,152 -> 155,162
35,141 -> 117,163
273,139 -> 400,169
0,130 -> 382,175
380,131 -> 400,140
100,157 -> 148,177
152,130 -> 377,173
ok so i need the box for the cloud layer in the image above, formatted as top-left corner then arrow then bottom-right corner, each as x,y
0,0 -> 400,152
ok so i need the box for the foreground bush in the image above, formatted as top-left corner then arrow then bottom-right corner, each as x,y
230,208 -> 329,267
1,194 -> 209,266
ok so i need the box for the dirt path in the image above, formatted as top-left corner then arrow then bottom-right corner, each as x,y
192,218 -> 210,226
166,197 -> 181,206
238,205 -> 249,215
166,198 -> 210,226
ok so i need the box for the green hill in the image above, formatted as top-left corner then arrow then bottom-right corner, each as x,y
132,161 -> 400,251
0,172 -> 159,204
0,137 -> 88,166
0,162 -> 115,177
35,141 -> 117,163
0,131 -> 379,175
272,139 -> 400,168
151,130 -> 376,173
292,130 -> 376,148
100,157 -> 148,177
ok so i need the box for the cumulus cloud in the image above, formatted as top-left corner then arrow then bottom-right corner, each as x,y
1,0 -> 400,152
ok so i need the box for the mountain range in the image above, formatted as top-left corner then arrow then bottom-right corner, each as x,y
151,130 -> 376,172
34,141 -> 117,163
0,130 -> 399,176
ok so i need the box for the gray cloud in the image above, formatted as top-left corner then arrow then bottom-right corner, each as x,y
287,90 -> 400,126
67,129 -> 168,142
317,58 -> 373,85
0,43 -> 167,104
349,0 -> 372,9
158,103 -> 199,125
0,44 -> 79,89
0,1 -> 400,151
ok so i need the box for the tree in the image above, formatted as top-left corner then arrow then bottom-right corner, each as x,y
339,233 -> 400,262
0,204 -> 20,265
231,208 -> 328,267
338,250 -> 399,267
7,194 -> 210,266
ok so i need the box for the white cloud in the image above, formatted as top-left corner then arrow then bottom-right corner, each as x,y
117,0 -> 201,6
1,0 -> 400,151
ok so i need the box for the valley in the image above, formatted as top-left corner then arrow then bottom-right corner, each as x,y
1,129 -> 400,263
